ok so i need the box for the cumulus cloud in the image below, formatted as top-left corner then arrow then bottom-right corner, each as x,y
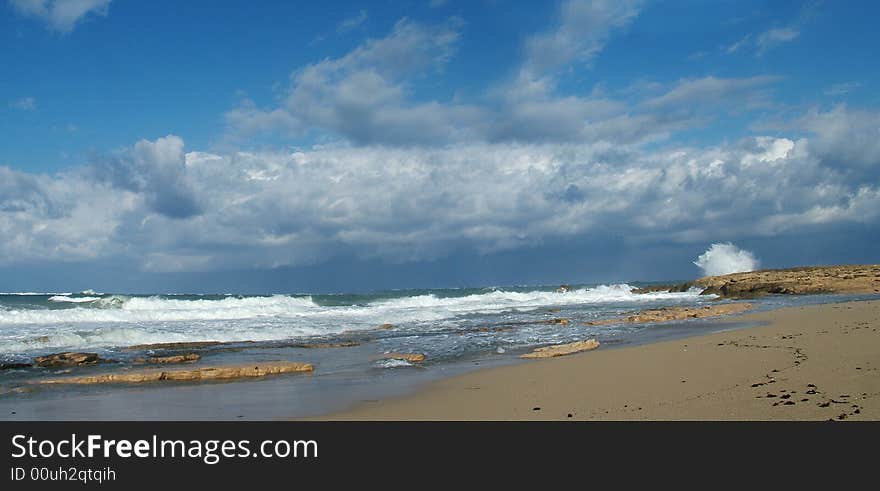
225,17 -> 482,146
9,0 -> 111,32
3,107 -> 880,272
227,7 -> 779,148
89,135 -> 202,219
520,0 -> 642,78
791,105 -> 880,175
694,243 -> 760,276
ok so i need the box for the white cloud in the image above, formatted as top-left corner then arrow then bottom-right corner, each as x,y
226,9 -> 781,148
796,104 -> 880,172
521,0 -> 642,78
8,97 -> 36,110
9,0 -> 111,32
4,106 -> 879,272
225,17 -> 480,146
725,27 -> 800,56
755,27 -> 799,55
641,76 -> 778,110
725,34 -> 751,53
337,10 -> 368,33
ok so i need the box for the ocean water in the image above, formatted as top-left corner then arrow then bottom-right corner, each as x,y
0,284 -> 712,363
0,284 -> 873,419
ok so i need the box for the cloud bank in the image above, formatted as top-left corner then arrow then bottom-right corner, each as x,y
3,107 -> 879,273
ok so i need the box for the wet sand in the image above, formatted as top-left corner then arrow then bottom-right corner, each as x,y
321,299 -> 880,420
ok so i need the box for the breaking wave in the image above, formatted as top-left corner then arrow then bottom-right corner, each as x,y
0,284 -> 709,354
48,296 -> 102,303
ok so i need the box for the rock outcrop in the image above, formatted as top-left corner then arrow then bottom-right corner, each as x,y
520,339 -> 600,359
37,362 -> 314,385
133,354 -> 201,365
634,264 -> 880,299
587,303 -> 753,326
34,352 -> 104,368
380,353 -> 426,363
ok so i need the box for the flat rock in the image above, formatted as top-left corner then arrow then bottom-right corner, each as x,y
0,362 -> 33,370
380,352 -> 426,363
36,362 -> 314,385
521,339 -> 600,359
34,352 -> 103,368
588,303 -> 753,326
133,353 -> 201,365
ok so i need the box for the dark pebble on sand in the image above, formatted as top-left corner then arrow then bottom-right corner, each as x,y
807,384 -> 816,387
854,409 -> 861,414
780,394 -> 791,399
819,402 -> 831,408
532,407 -> 541,411
766,394 -> 777,398
567,413 -> 573,418
783,401 -> 795,405
751,383 -> 764,387
806,389 -> 817,394
837,414 -> 847,420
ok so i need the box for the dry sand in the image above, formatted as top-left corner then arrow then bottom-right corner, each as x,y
321,299 -> 880,420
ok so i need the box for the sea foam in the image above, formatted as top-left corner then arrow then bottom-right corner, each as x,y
0,285 -> 708,354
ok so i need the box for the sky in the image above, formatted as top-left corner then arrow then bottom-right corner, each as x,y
1,0 -> 879,293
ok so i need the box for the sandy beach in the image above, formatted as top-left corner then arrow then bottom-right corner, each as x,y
322,299 -> 880,420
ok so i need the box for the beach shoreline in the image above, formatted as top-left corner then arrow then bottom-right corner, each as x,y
316,298 -> 880,420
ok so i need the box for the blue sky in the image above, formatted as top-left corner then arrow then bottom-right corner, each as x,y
1,0 -> 879,293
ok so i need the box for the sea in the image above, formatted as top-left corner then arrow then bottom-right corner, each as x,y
0,284 -> 873,419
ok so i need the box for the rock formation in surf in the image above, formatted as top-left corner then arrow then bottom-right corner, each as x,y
634,264 -> 880,298
36,362 -> 314,385
521,339 -> 600,359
